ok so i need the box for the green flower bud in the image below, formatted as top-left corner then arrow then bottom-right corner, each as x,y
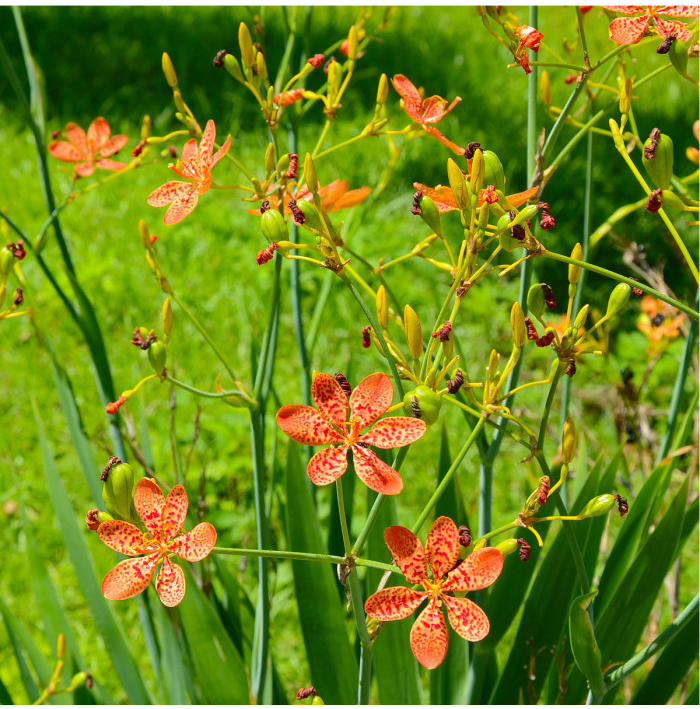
669,36 -> 690,79
403,385 -> 442,425
574,304 -> 589,330
264,143 -> 276,175
496,538 -> 519,556
304,153 -> 319,194
297,200 -> 324,232
67,672 -> 90,691
255,51 -> 268,82
470,148 -> 484,194
404,304 -> 423,359
605,283 -> 631,318
642,131 -> 674,190
161,53 -> 178,88
102,462 -> 135,521
140,115 -> 152,140
540,70 -> 551,107
162,298 -> 173,336
562,415 -> 577,464
511,302 -> 527,347
569,590 -> 606,696
447,158 -> 468,210
173,89 -> 187,114
619,77 -> 632,115
578,494 -> 616,519
418,194 -> 442,236
347,25 -> 358,61
238,22 -> 255,67
376,285 -> 389,329
376,73 -> 389,105
660,189 -> 686,210
260,208 -> 288,243
569,243 -> 583,284
482,150 -> 505,191
527,283 -> 548,319
223,53 -> 244,82
148,340 -> 168,374
478,202 -> 490,230
0,245 -> 14,281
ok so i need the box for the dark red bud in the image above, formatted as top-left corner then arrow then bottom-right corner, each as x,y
432,321 -> 452,341
13,288 -> 23,305
286,153 -> 299,179
564,74 -> 578,84
645,189 -> 663,214
256,243 -> 278,265
307,53 -> 324,67
411,190 -> 423,216
517,538 -> 531,561
657,34 -> 676,54
213,49 -> 228,68
288,198 -> 305,225
9,241 -> 26,260
334,372 -> 352,397
446,369 -> 464,394
297,687 -> 317,700
465,141 -> 481,160
537,476 -> 550,506
615,493 -> 628,516
362,325 -> 371,348
51,129 -> 62,140
565,358 -> 577,377
132,139 -> 147,157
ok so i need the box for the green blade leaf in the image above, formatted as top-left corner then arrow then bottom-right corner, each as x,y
152,598 -> 189,704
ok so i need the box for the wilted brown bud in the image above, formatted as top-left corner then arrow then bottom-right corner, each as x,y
362,325 -> 371,348
334,373 -> 352,397
645,189 -> 663,214
458,524 -> 471,547
213,49 -> 228,68
517,538 -> 531,561
615,494 -> 628,517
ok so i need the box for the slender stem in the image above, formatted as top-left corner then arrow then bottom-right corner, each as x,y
336,478 -> 352,555
167,375 -> 257,406
348,566 -> 372,705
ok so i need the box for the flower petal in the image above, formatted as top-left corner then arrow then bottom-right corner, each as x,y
198,119 -> 216,168
653,17 -> 693,42
329,185 -> 371,211
180,137 -> 199,163
426,516 -> 460,581
413,182 -> 458,213
102,553 -> 159,600
156,558 -> 186,607
410,599 -> 449,669
95,158 -> 127,172
307,445 -> 349,486
87,116 -> 111,151
311,372 -> 349,426
421,95 -> 461,124
443,547 -> 504,592
383,525 -> 428,583
74,161 -> 95,177
147,180 -> 192,207
424,125 -> 465,156
276,404 -> 343,445
352,446 -> 403,494
98,134 -> 128,158
97,520 -> 145,555
164,189 -> 199,225
169,522 -> 217,561
391,74 -> 423,121
160,484 -> 188,541
65,122 -> 88,156
442,595 -> 490,642
658,6 -> 699,18
134,477 -> 165,538
608,15 -> 649,44
503,186 -> 538,209
210,134 -> 231,169
365,586 -> 427,621
360,416 -> 426,449
350,372 -> 393,428
603,6 -> 646,14
48,140 -> 82,163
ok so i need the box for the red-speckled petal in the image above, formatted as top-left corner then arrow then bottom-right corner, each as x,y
311,372 -> 349,426
365,586 -> 426,621
276,404 -> 343,445
169,522 -> 217,561
210,134 -> 231,169
391,74 -> 423,121
65,122 -> 88,156
443,547 -> 504,592
74,161 -> 95,177
307,445 -> 349,486
49,140 -> 82,163
360,417 -> 426,449
352,447 -> 403,495
87,117 -> 111,151
442,595 -> 490,642
147,180 -> 191,207
383,525 -> 428,583
97,520 -> 145,556
160,484 -> 188,541
410,599 -> 449,669
413,182 -> 458,213
608,15 -> 649,44
426,516 -> 459,581
603,6 -> 645,14
424,125 -> 465,156
653,17 -> 693,41
198,120 -> 216,167
98,134 -> 128,158
95,158 -> 127,172
134,477 -> 165,538
102,553 -> 159,600
421,95 -> 461,124
350,373 -> 393,428
156,558 -> 186,607
503,186 -> 538,209
164,189 -> 199,225
659,6 -> 698,18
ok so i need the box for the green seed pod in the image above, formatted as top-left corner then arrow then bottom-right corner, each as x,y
418,194 -> 442,236
102,462 -> 135,521
574,304 -> 589,331
527,284 -> 548,319
660,189 -> 686,210
148,340 -> 168,375
404,304 -> 423,359
311,696 -> 325,706
569,243 -> 583,284
669,36 -> 690,79
376,285 -> 389,329
605,283 -> 631,318
0,245 -> 14,281
97,511 -> 114,524
562,415 -> 577,464
496,538 -> 519,557
569,589 -> 606,696
511,302 -> 527,347
297,200 -> 324,232
304,153 -> 319,194
67,672 -> 89,691
260,208 -> 288,243
578,494 -> 616,519
224,53 -> 244,82
161,53 -> 178,88
447,158 -> 468,210
482,150 -> 505,191
511,204 -> 540,228
642,131 -> 674,190
495,212 -> 512,235
402,385 -> 442,425
499,228 -> 524,253
238,23 -> 255,67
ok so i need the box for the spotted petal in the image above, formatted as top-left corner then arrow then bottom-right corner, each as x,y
98,134 -> 128,158
658,6 -> 699,18
352,446 -> 403,494
426,516 -> 460,581
49,140 -> 83,163
654,17 -> 693,41
311,372 -> 349,427
413,182 -> 458,213
147,180 -> 192,207
360,416 -> 426,449
164,189 -> 199,225
95,158 -> 127,172
410,599 -> 449,669
502,186 -> 538,209
87,117 -> 111,151
443,547 -> 504,592
198,120 -> 216,168
421,95 -> 461,124
350,372 -> 393,428
329,185 -> 371,211
74,161 -> 96,177
210,134 -> 231,169
102,553 -> 160,600
608,15 -> 650,44
424,125 -> 464,155
383,525 -> 428,583
169,522 -> 217,561
603,5 -> 646,14
97,520 -> 145,556
160,484 -> 188,541
442,595 -> 490,642
65,122 -> 88,156
276,404 -> 344,445
156,559 -> 186,607
364,586 -> 426,621
134,477 -> 165,538
307,445 -> 349,486
391,74 -> 423,122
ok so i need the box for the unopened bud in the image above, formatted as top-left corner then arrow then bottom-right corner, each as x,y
304,153 -> 319,194
376,73 -> 389,105
376,286 -> 389,329
540,70 -> 551,107
569,243 -> 583,283
574,304 -> 589,330
562,415 -> 577,464
578,494 -> 616,518
620,77 -> 632,115
496,538 -> 519,556
138,220 -> 151,250
347,25 -> 358,61
162,53 -> 178,87
223,53 -> 245,82
255,51 -> 268,81
238,23 -> 255,67
173,89 -> 187,114
470,148 -> 484,194
511,302 -> 527,346
140,115 -> 152,140
605,283 -> 631,318
447,158 -> 468,210
162,298 -> 173,336
527,283 -> 547,319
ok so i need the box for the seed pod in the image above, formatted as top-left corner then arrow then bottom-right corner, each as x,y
223,53 -> 244,82
260,208 -> 288,243
482,150 -> 505,191
447,158 -> 468,210
669,34 -> 690,78
660,189 -> 686,210
238,23 -> 255,67
311,696 -> 325,706
376,286 -> 389,329
578,494 -> 616,518
404,304 -> 423,359
402,385 -> 442,425
569,590 -> 607,696
574,304 -> 589,330
569,243 -> 583,283
297,200 -> 324,232
418,194 -> 442,235
562,415 -> 577,464
148,340 -> 168,375
102,462 -> 135,521
304,153 -> 319,194
642,131 -> 674,190
496,538 -> 519,556
511,204 -> 540,228
162,53 -> 178,87
540,70 -> 551,107
162,298 -> 173,336
511,302 -> 527,347
605,283 -> 631,318
527,283 -> 548,319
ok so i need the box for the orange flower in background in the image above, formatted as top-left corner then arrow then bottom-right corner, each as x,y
605,6 -> 698,44
365,517 -> 503,669
637,296 -> 685,344
97,478 -> 216,607
514,25 -> 544,51
391,74 -> 464,155
257,179 -> 371,215
49,117 -> 128,177
273,88 -> 306,106
147,119 -> 231,225
413,181 -> 538,213
276,372 -> 426,494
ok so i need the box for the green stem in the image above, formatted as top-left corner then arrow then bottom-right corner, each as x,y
167,375 -> 257,407
336,478 -> 352,555
348,567 -> 372,705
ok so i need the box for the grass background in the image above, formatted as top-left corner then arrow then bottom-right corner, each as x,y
0,5 -> 697,703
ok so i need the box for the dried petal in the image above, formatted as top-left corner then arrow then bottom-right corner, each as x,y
443,547 -> 504,592
410,600 -> 449,669
426,516 -> 459,581
364,586 -> 426,620
383,525 -> 428,583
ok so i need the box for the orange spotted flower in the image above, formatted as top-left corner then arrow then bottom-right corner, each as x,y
637,295 -> 685,344
605,6 -> 698,44
413,181 -> 538,213
97,478 -> 216,607
391,75 -> 464,155
276,372 -> 426,495
147,119 -> 231,225
255,179 -> 371,216
49,117 -> 128,177
365,517 -> 503,669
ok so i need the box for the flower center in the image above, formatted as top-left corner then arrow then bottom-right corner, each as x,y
344,417 -> 363,446
420,577 -> 446,602
134,531 -> 170,556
